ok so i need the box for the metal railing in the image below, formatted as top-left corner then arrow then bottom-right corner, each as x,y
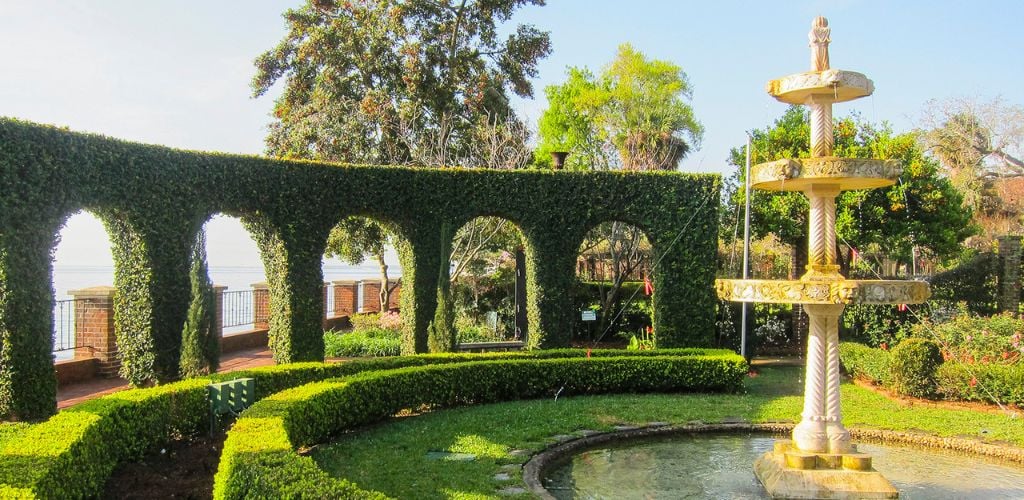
53,299 -> 77,353
221,290 -> 254,330
325,284 -> 335,318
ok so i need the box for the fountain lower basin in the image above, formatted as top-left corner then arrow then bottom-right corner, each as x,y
538,432 -> 1024,499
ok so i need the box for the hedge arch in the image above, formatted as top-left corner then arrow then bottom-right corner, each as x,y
0,118 -> 719,420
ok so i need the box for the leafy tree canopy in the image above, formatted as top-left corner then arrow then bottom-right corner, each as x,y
254,0 -> 551,165
724,106 -> 976,273
535,43 -> 703,171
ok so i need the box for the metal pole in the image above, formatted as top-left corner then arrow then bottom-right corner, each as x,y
741,133 -> 752,359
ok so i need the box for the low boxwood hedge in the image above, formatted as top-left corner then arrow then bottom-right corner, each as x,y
213,353 -> 747,499
839,342 -> 891,385
0,348 -> 734,498
936,363 -> 1024,406
840,341 -> 1023,406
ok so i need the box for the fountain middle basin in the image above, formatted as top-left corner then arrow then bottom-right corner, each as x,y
539,432 -> 1024,499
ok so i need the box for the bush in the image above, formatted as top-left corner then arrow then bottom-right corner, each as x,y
839,342 -> 891,386
889,338 -> 944,397
916,313 -> 1024,365
935,362 -> 1024,406
0,348 -> 733,497
214,352 -> 747,499
348,313 -> 381,331
324,329 -> 402,357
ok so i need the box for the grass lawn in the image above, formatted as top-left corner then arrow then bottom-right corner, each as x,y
312,366 -> 1024,499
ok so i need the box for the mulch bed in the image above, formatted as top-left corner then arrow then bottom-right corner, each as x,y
103,431 -> 225,499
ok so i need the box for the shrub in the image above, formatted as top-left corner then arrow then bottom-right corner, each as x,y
0,348 -> 732,497
348,313 -> 381,331
889,338 -> 944,397
839,342 -> 891,386
324,329 -> 401,357
213,353 -> 747,499
916,313 -> 1024,365
935,362 -> 1024,406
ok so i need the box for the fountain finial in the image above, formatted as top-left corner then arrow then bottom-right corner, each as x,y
809,16 -> 831,71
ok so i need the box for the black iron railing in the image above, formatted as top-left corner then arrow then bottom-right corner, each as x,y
53,299 -> 76,353
222,290 -> 254,330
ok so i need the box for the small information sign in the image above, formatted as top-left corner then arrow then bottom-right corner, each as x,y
581,310 -> 597,322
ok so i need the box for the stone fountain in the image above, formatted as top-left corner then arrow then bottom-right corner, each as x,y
716,16 -> 930,499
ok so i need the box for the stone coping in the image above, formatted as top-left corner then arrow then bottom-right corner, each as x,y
716,278 -> 930,305
521,422 -> 1024,499
67,285 -> 116,299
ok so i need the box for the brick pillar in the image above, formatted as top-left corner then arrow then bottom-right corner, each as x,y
213,285 -> 226,343
69,286 -> 120,377
387,281 -> 401,310
252,282 -> 270,329
362,280 -> 382,313
323,283 -> 330,318
333,280 -> 359,316
998,235 -> 1022,315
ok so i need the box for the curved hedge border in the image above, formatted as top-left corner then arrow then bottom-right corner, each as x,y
0,349 -> 736,498
0,118 -> 720,419
213,353 -> 747,499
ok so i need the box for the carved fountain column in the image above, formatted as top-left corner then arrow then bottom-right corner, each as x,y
716,16 -> 930,498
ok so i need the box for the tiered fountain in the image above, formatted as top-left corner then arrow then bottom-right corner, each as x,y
716,16 -> 930,499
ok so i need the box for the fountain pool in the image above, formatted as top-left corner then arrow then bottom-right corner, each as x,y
543,433 -> 1024,499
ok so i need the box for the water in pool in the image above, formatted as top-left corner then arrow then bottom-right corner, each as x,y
543,433 -> 1024,499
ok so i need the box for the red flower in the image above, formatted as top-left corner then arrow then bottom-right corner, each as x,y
969,377 -> 978,388
880,342 -> 888,351
1002,351 -> 1011,360
586,348 -> 592,359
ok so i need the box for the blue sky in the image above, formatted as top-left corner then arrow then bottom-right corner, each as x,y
2,0 -> 1021,268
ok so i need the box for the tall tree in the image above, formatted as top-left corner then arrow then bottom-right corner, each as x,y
254,0 -> 550,310
535,44 -> 702,338
535,43 -> 703,171
918,96 -> 1024,245
724,107 -> 976,277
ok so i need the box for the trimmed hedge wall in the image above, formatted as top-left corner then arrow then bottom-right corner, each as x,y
0,118 -> 719,420
0,349 -> 736,497
213,353 -> 747,499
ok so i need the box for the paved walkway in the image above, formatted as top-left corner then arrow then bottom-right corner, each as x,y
57,347 -> 275,410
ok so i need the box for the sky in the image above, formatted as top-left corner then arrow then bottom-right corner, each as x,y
2,0 -> 1022,268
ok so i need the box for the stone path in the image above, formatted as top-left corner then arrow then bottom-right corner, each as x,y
56,347 -> 275,410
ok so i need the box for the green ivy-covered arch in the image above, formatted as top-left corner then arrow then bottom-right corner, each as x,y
0,118 -> 719,420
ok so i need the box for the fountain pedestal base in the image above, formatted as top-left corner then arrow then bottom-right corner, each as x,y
753,440 -> 898,499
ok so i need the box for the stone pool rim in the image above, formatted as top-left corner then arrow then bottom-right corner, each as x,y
522,422 -> 1024,499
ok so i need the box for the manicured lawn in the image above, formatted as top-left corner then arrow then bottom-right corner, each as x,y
313,367 -> 1024,499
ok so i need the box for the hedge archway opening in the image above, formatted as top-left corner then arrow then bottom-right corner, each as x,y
576,220 -> 655,347
51,211 -> 116,361
448,215 -> 528,346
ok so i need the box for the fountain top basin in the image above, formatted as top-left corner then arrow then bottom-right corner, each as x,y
766,69 -> 874,104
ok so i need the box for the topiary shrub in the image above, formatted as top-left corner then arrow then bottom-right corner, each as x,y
179,230 -> 220,377
889,338 -> 944,397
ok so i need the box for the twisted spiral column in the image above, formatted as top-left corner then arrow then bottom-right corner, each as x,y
804,185 -> 841,280
792,311 -> 828,453
822,305 -> 851,453
809,101 -> 833,158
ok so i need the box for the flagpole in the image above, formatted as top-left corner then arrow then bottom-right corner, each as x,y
741,133 -> 752,359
